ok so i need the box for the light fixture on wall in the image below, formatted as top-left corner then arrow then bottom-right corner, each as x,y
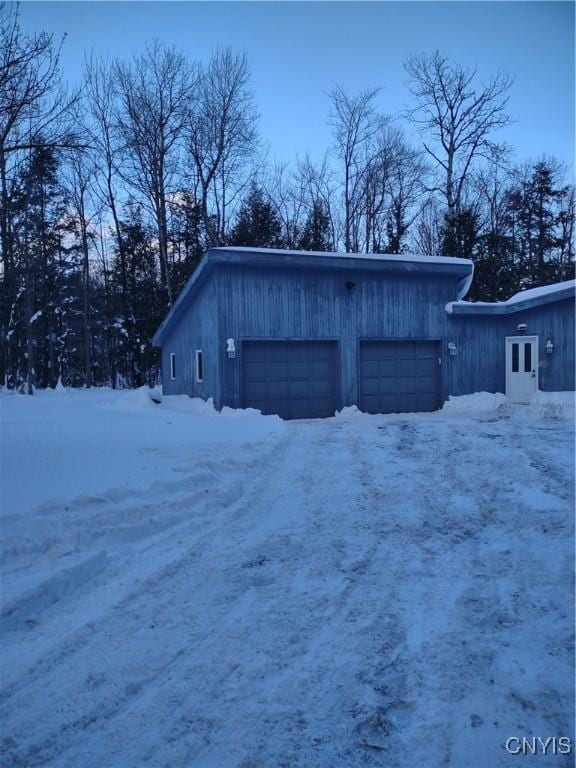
448,342 -> 458,356
226,338 -> 236,359
516,323 -> 528,333
545,338 -> 554,354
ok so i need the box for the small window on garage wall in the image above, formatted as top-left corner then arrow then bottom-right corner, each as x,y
195,350 -> 204,383
170,352 -> 176,380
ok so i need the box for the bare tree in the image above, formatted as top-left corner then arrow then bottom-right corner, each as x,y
413,196 -> 443,257
385,136 -> 428,253
557,186 -> 575,272
263,162 -> 308,248
404,51 -> 512,217
359,126 -> 404,252
296,153 -> 340,250
63,147 -> 99,387
187,47 -> 257,245
473,144 -> 512,245
328,85 -> 384,252
115,40 -> 193,306
84,55 -> 130,314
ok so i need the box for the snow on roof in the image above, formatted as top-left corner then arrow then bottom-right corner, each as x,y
445,279 -> 576,315
506,279 -> 576,305
213,246 -> 473,268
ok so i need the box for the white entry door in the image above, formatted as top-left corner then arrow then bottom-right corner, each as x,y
505,336 -> 539,403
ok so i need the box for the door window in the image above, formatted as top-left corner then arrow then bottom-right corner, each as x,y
512,343 -> 519,373
524,342 -> 532,372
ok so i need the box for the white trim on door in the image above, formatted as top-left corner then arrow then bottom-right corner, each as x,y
505,335 -> 538,403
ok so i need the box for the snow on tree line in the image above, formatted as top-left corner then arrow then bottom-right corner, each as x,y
0,5 -> 573,392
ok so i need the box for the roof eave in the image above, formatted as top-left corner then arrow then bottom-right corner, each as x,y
446,286 -> 575,316
211,247 -> 473,277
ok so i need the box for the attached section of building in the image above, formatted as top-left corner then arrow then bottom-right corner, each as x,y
152,247 -> 574,418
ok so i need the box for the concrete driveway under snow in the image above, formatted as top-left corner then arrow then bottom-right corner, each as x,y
1,389 -> 574,768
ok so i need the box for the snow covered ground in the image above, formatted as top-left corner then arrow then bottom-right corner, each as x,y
1,388 -> 574,767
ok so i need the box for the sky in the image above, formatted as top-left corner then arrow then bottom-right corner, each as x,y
18,1 -> 575,175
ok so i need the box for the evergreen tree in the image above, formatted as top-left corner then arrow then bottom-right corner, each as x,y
468,229 -> 518,301
385,211 -> 407,254
170,190 -> 207,294
440,207 -> 479,260
229,184 -> 283,248
298,200 -> 333,251
465,158 -> 574,300
8,145 -> 78,390
512,160 -> 569,284
107,205 -> 163,387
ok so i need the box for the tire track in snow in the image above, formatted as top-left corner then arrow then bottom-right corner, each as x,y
0,430 -> 296,768
366,413 -> 575,768
188,418 -> 428,767
2,413 -> 573,768
135,419 -> 376,768
317,414 -> 567,767
334,418 -> 444,765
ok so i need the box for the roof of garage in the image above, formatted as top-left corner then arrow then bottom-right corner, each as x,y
153,247 -> 474,346
445,279 -> 576,316
215,246 -> 472,268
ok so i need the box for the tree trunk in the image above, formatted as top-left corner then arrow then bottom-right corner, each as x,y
344,162 -> 351,252
156,183 -> 173,306
0,146 -> 15,387
24,240 -> 35,395
80,208 -> 91,387
106,168 -> 129,316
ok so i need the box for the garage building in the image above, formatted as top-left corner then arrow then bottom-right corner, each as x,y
152,247 -> 575,418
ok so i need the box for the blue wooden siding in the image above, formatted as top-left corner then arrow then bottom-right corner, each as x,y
214,264 -> 461,408
445,297 -> 575,394
160,277 -> 220,399
158,257 -> 574,409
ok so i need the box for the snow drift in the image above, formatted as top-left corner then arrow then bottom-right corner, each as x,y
442,391 -> 508,412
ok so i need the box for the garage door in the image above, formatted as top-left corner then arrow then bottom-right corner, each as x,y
242,341 -> 337,420
359,340 -> 441,414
